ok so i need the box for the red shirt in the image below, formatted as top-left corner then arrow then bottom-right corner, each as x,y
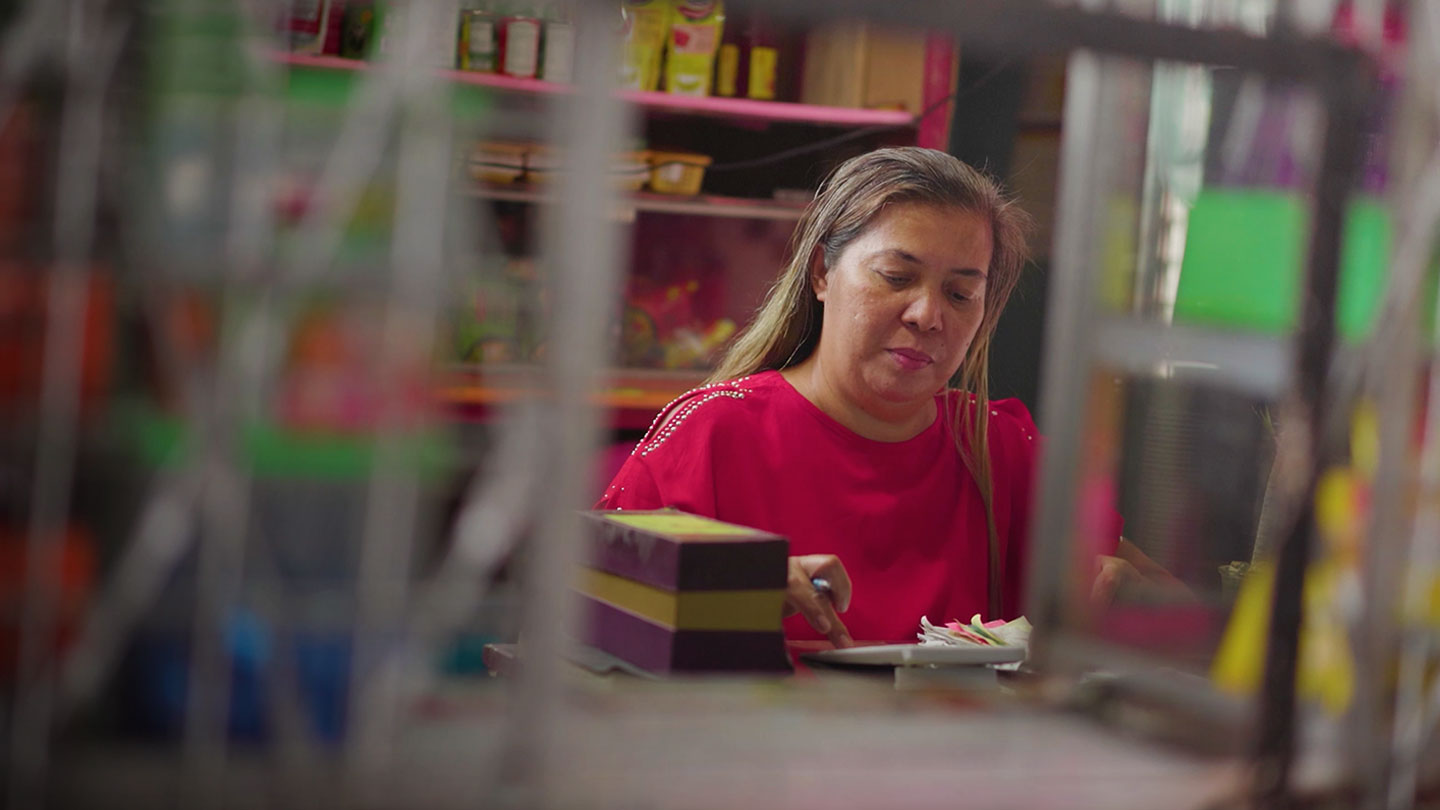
597,371 -> 1113,643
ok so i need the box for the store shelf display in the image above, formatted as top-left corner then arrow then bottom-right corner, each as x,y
278,52 -> 918,128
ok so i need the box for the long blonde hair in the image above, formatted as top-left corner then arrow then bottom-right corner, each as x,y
709,147 -> 1033,618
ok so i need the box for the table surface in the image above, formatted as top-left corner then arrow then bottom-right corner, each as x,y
51,664 -> 1245,810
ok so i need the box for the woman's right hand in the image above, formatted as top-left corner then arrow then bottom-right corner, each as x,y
784,554 -> 854,648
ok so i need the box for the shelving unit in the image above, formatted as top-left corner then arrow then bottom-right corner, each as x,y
8,3 -> 1434,810
278,53 -> 918,129
273,53 -> 911,428
275,53 -> 907,428
465,185 -> 807,221
438,365 -> 705,430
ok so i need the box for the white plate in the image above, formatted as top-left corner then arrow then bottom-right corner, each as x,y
802,643 -> 1026,668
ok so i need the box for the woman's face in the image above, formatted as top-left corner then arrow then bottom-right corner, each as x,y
812,203 -> 994,416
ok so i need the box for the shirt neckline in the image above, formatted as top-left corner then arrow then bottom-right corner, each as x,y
759,370 -> 949,449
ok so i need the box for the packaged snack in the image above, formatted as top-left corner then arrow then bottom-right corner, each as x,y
664,0 -> 724,96
619,0 -> 669,92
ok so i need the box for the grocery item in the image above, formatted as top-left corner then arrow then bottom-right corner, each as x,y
518,144 -> 651,190
524,143 -> 561,183
647,149 -> 711,195
469,141 -> 527,184
338,2 -> 379,59
665,0 -> 724,96
459,8 -> 498,72
714,20 -> 742,97
321,1 -> 347,54
714,12 -> 779,100
619,0 -> 668,92
613,149 -> 651,191
497,8 -> 541,78
801,21 -> 927,112
744,14 -> 779,100
577,510 -> 791,674
661,318 -> 735,369
285,0 -> 334,54
539,2 -> 575,83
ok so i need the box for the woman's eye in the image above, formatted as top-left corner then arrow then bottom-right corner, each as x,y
950,290 -> 976,304
881,273 -> 909,287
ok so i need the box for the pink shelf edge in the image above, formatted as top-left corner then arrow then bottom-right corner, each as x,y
277,53 -> 917,128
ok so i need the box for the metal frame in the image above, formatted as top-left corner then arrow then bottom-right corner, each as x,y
2,0 -> 1426,808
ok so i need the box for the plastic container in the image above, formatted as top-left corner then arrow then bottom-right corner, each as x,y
470,141 -> 528,184
525,146 -> 652,191
647,151 -> 712,195
613,149 -> 651,192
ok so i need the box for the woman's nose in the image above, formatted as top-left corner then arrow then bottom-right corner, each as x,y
902,288 -> 944,331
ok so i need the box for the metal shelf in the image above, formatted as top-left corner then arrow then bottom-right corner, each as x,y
438,365 -> 706,430
1092,316 -> 1291,400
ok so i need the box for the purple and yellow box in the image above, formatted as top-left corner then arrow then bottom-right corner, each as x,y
579,509 -> 791,674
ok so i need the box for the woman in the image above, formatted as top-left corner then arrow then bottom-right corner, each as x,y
598,147 -> 1169,647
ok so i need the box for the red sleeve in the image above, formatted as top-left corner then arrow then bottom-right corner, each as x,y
595,454 -> 664,510
592,387 -> 730,516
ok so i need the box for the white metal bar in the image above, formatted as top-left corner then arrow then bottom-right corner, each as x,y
342,2 -> 458,804
500,3 -> 632,806
1092,316 -> 1292,400
1027,49 -> 1111,643
6,4 -> 120,806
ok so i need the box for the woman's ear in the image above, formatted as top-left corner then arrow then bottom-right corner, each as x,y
809,248 -> 829,302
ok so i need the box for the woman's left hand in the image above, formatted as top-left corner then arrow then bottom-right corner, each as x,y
1092,539 -> 1197,605
1091,555 -> 1141,605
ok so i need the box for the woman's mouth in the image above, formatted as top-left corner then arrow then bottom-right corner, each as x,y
887,348 -> 934,370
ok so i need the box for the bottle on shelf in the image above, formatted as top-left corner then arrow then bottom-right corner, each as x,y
743,12 -> 779,101
714,11 -> 743,98
713,10 -> 779,101
619,0 -> 669,92
664,0 -> 724,97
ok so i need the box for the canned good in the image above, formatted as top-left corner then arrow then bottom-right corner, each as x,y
497,15 -> 541,79
459,10 -> 497,72
540,18 -> 575,83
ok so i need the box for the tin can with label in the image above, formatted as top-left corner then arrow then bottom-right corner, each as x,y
540,18 -> 575,83
459,10 -> 498,72
497,15 -> 541,79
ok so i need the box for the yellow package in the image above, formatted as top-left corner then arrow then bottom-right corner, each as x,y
621,0 -> 669,92
665,1 -> 724,96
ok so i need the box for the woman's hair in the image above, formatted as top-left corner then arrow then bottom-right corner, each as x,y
709,146 -> 1033,617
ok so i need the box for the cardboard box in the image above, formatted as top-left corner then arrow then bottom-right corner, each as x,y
800,21 -> 928,113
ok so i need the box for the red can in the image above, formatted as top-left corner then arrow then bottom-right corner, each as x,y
497,15 -> 541,79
